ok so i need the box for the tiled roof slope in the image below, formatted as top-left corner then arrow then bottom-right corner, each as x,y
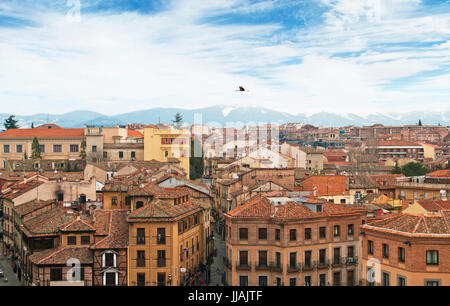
127,199 -> 201,222
29,247 -> 92,265
363,211 -> 450,237
91,210 -> 129,249
298,175 -> 348,196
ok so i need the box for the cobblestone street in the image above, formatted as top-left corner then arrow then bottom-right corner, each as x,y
0,254 -> 21,286
209,226 -> 226,286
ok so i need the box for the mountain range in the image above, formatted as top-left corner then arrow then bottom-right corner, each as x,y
1,105 -> 449,129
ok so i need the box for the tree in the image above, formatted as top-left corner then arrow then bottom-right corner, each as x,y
418,120 -> 422,126
391,163 -> 402,174
172,112 -> 183,128
401,162 -> 429,177
23,151 -> 28,160
190,138 -> 204,180
65,161 -> 72,172
80,140 -> 86,159
4,115 -> 19,130
31,122 -> 34,128
31,137 -> 41,159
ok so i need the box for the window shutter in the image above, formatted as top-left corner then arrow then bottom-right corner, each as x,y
103,272 -> 106,286
113,254 -> 117,267
115,272 -> 118,286
102,253 -> 106,268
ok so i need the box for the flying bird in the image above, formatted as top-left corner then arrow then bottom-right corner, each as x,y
235,86 -> 249,92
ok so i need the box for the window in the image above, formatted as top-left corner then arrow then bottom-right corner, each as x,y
289,229 -> 296,241
3,145 -> 9,153
157,250 -> 166,267
67,236 -> 76,245
304,275 -> 312,286
368,240 -> 374,255
157,228 -> 166,244
119,151 -> 124,159
131,151 -> 136,159
137,273 -> 145,286
304,228 -> 311,240
290,278 -> 297,286
103,151 -> 107,159
239,275 -> 248,286
258,228 -> 267,240
165,151 -> 168,158
137,228 -> 145,244
333,247 -> 341,264
289,252 -> 297,269
383,244 -> 389,258
319,274 -> 327,286
50,268 -> 62,281
347,246 -> 354,258
92,145 -> 97,153
157,272 -> 166,286
398,247 -> 405,263
137,250 -> 146,267
81,236 -> 90,245
111,197 -> 117,206
319,227 -> 326,239
275,277 -> 281,286
258,250 -> 268,267
304,250 -> 312,268
136,201 -> 144,209
53,144 -> 62,152
258,275 -> 267,286
426,250 -> 439,265
347,224 -> 354,236
275,228 -> 280,241
104,252 -> 115,267
397,276 -> 406,286
425,280 -> 440,286
382,272 -> 390,286
333,225 -> 340,237
39,144 -> 45,153
333,271 -> 341,286
239,228 -> 248,240
70,144 -> 79,153
340,199 -> 346,204
239,251 -> 248,266
319,249 -> 326,265
16,145 -> 22,153
105,272 -> 116,286
275,252 -> 281,267
366,267 -> 375,286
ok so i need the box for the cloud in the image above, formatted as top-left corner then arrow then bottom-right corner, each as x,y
0,0 -> 449,116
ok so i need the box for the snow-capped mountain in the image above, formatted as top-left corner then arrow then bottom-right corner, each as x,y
1,106 -> 449,128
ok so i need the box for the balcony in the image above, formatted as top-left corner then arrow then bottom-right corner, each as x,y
255,262 -> 270,271
301,262 -> 316,271
269,262 -> 283,272
332,257 -> 343,267
286,263 -> 300,273
316,260 -> 330,269
235,262 -> 251,271
345,257 -> 358,266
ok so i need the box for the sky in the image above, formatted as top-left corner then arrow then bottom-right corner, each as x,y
0,0 -> 449,116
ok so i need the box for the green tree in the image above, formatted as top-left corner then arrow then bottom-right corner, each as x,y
4,115 -> 19,130
391,163 -> 402,174
65,161 -> 72,172
418,120 -> 422,126
80,140 -> 86,159
189,138 -> 204,180
401,162 -> 429,177
31,122 -> 34,128
172,112 -> 183,128
31,137 -> 41,159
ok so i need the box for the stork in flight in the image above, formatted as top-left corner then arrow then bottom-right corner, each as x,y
235,86 -> 249,92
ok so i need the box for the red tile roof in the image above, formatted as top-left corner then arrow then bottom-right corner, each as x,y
29,246 -> 92,265
298,175 -> 348,196
427,170 -> 450,177
417,199 -> 450,212
363,211 -> 450,237
127,199 -> 201,222
91,210 -> 129,249
128,130 -> 144,138
226,196 -> 365,220
1,179 -> 45,200
0,128 -> 84,138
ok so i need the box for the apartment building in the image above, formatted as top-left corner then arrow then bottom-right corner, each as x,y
224,196 -> 367,286
361,211 -> 450,286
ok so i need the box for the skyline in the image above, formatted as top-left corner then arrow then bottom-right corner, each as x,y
1,0 -> 450,115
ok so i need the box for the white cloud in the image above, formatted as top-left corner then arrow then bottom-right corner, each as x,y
0,0 -> 449,116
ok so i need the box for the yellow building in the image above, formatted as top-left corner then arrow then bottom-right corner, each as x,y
126,189 -> 206,286
144,125 -> 190,178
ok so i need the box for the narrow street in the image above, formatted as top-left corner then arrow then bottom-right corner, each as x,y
209,226 -> 226,286
0,254 -> 21,286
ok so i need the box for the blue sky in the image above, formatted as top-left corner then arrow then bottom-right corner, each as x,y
0,0 -> 449,116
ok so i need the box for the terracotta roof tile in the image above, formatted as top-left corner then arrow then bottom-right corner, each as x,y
0,128 -> 84,138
